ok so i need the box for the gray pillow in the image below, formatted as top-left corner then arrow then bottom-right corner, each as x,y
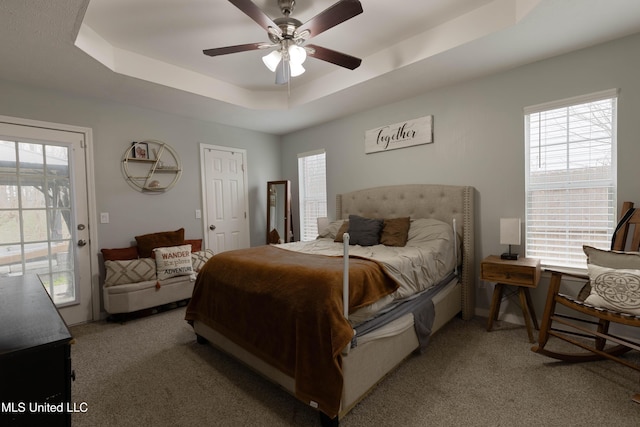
348,215 -> 383,246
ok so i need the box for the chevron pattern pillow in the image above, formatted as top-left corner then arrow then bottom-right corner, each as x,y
104,258 -> 156,287
191,249 -> 214,272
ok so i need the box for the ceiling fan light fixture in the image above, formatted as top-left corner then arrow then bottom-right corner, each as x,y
204,0 -> 363,85
262,50 -> 282,72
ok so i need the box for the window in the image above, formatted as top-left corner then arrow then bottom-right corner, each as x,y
525,89 -> 617,269
298,149 -> 327,241
0,139 -> 76,303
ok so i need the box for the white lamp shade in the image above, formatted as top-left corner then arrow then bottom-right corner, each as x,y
262,50 -> 282,72
500,218 -> 521,245
288,44 -> 307,65
289,61 -> 305,77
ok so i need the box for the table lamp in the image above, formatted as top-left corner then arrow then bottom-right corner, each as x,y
500,218 -> 521,260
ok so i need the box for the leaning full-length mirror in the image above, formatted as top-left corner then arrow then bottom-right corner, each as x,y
267,180 -> 291,244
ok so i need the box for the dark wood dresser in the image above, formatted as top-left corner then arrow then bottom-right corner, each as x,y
0,275 -> 73,426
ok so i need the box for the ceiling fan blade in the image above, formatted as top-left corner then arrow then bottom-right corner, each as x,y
306,44 -> 361,70
203,42 -> 265,57
296,0 -> 363,39
228,0 -> 281,35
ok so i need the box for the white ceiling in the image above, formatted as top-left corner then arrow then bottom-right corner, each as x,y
2,0 -> 640,135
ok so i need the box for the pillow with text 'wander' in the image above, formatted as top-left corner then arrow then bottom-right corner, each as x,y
154,244 -> 194,280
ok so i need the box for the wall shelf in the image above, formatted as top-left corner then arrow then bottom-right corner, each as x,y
122,140 -> 182,193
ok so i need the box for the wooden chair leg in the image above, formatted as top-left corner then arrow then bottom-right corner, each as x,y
596,319 -> 610,351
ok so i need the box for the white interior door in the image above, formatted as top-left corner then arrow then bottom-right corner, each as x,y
0,119 -> 94,325
201,144 -> 250,253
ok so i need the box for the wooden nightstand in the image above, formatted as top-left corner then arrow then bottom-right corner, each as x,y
481,255 -> 541,343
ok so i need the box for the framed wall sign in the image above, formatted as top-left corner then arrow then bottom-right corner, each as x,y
365,115 -> 433,154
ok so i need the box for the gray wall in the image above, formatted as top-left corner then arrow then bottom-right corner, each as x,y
3,31 -> 640,323
280,32 -> 640,319
0,80 -> 281,251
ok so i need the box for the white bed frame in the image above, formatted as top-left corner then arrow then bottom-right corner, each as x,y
193,184 -> 475,420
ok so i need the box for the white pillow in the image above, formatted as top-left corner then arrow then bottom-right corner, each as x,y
317,220 -> 344,240
585,263 -> 640,316
154,244 -> 194,280
406,218 -> 453,246
104,258 -> 156,287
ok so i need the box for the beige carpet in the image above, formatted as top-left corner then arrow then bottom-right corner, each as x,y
69,308 -> 640,426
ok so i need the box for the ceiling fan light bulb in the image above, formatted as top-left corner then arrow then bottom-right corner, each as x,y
262,50 -> 282,72
288,44 -> 307,65
289,61 -> 305,77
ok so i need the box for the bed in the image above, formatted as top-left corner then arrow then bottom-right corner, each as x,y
185,184 -> 475,423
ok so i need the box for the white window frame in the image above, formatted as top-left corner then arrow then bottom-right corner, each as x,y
297,149 -> 327,241
524,89 -> 618,269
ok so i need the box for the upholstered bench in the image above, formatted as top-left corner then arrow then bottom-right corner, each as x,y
101,228 -> 213,317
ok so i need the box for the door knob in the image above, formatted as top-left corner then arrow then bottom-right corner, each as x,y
78,239 -> 87,247
209,225 -> 216,230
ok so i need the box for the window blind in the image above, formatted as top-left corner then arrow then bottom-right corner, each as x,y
524,89 -> 617,269
298,150 -> 327,241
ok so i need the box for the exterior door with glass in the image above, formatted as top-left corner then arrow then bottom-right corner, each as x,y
0,120 -> 92,325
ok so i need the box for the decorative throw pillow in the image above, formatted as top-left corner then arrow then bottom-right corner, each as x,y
584,263 -> 640,316
104,258 -> 156,287
348,215 -> 383,246
135,228 -> 185,258
583,245 -> 640,269
101,246 -> 139,261
317,220 -> 343,240
406,218 -> 453,245
380,217 -> 411,247
334,220 -> 349,243
154,244 -> 194,280
191,249 -> 215,272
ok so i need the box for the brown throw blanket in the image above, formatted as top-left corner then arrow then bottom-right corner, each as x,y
185,245 -> 399,418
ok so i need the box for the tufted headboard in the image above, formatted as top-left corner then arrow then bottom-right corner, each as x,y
336,184 -> 475,320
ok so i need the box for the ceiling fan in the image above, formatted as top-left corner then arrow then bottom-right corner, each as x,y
203,0 -> 363,85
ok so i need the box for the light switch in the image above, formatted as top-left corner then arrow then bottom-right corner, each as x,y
100,212 -> 109,224
195,209 -> 201,219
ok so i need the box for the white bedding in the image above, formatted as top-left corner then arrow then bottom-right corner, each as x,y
276,218 -> 457,322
